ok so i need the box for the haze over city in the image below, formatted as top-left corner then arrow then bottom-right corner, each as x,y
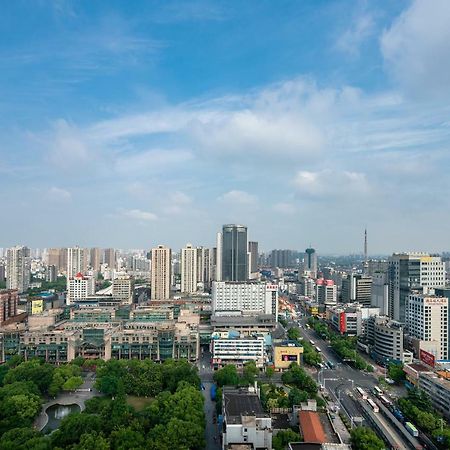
1,0 -> 450,253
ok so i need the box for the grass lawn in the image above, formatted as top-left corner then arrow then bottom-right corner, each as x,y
126,395 -> 153,411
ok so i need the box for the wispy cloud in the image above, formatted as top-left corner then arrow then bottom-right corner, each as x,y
218,190 -> 258,205
121,208 -> 157,222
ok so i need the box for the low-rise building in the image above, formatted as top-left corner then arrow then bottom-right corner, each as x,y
418,373 -> 450,421
222,386 -> 272,450
212,336 -> 265,368
0,289 -> 18,323
273,341 -> 304,370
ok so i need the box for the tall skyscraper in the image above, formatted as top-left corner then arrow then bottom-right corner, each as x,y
221,224 -> 248,282
304,247 -> 318,277
181,244 -> 197,294
341,274 -> 373,307
248,241 -> 259,276
215,233 -> 222,281
67,247 -> 86,279
388,253 -> 445,323
6,246 -> 30,293
151,245 -> 172,300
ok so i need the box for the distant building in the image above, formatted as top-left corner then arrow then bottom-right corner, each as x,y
327,304 -> 380,336
112,275 -> 134,304
341,274 -> 372,307
67,247 -> 86,279
248,241 -> 259,277
371,272 -> 389,315
46,264 -> 57,283
270,249 -> 294,269
151,245 -> 172,300
89,247 -> 102,271
316,279 -> 336,306
181,244 -> 197,294
6,245 -> 30,293
222,386 -> 272,450
304,248 -> 318,277
104,248 -> 116,270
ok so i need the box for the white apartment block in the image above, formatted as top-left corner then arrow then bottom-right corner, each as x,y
67,273 -> 95,305
212,336 -> 265,368
181,244 -> 197,294
151,245 -> 171,300
212,281 -> 278,320
67,247 -> 86,279
112,275 -> 134,304
407,294 -> 448,360
6,246 -> 30,293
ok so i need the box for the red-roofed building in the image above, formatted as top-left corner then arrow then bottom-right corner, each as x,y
299,411 -> 326,444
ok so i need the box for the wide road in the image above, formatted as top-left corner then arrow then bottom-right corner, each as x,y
288,312 -> 380,425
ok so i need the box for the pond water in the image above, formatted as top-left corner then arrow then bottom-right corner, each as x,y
43,403 -> 81,433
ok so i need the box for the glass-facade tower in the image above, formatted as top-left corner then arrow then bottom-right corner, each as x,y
222,224 -> 248,281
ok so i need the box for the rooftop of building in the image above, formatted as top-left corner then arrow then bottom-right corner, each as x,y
276,340 -> 303,348
405,362 -> 434,373
298,411 -> 325,444
223,387 -> 268,424
211,314 -> 276,326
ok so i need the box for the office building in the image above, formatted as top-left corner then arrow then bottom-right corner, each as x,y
67,247 -> 86,279
151,245 -> 171,300
316,279 -> 336,306
327,304 -> 380,336
6,246 -> 30,293
388,253 -> 445,323
104,248 -> 116,270
67,273 -> 95,305
212,281 -> 278,320
0,289 -> 18,323
212,336 -> 266,368
181,244 -> 197,294
341,274 -> 372,307
112,275 -> 134,304
248,241 -> 259,276
406,294 -> 448,360
270,249 -> 294,269
221,224 -> 248,282
222,386 -> 272,450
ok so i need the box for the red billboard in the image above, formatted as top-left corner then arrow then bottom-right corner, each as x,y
339,312 -> 346,334
420,349 -> 435,367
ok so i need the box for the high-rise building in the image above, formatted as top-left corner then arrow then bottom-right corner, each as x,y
0,289 -> 18,323
304,248 -> 318,277
270,249 -> 294,269
371,272 -> 389,315
46,265 -> 57,283
248,241 -> 259,276
112,275 -> 134,304
316,279 -> 336,305
181,244 -> 197,294
47,248 -> 64,272
90,248 -> 101,271
67,247 -> 86,279
221,224 -> 248,282
67,273 -> 95,305
212,281 -> 278,320
341,274 -> 373,307
0,264 -> 5,284
388,253 -> 445,323
407,294 -> 448,361
6,246 -> 30,293
104,248 -> 116,270
151,245 -> 172,300
215,233 -> 222,281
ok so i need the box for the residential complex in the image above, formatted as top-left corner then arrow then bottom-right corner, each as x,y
6,245 -> 30,293
150,245 -> 171,300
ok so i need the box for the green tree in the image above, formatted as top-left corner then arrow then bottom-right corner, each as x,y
74,431 -> 110,450
63,375 -> 83,391
287,327 -> 300,340
3,394 -> 41,421
161,359 -> 199,393
242,361 -> 259,385
110,427 -> 146,450
0,427 -> 51,450
213,364 -> 240,387
350,426 -> 384,450
48,371 -> 64,397
288,387 -> 309,406
3,359 -> 54,394
51,413 -> 102,448
387,363 -> 405,383
273,429 -> 301,450
266,366 -> 275,380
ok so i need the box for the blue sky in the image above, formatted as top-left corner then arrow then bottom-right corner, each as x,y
1,0 -> 450,253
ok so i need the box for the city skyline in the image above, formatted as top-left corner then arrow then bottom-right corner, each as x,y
1,1 -> 450,253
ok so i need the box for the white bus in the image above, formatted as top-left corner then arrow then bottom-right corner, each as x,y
356,387 -> 368,399
309,339 -> 315,345
367,398 -> 379,413
379,395 -> 392,407
315,346 -> 322,353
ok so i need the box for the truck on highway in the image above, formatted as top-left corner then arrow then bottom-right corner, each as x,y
392,408 -> 405,422
405,422 -> 419,437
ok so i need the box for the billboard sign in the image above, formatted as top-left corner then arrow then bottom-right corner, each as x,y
420,349 -> 435,367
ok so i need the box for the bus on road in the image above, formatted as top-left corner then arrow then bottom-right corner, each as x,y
373,386 -> 383,397
405,422 -> 419,437
309,339 -> 315,345
315,346 -> 322,353
379,395 -> 392,407
367,398 -> 379,413
356,387 -> 368,399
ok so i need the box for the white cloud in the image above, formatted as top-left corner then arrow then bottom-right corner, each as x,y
47,186 -> 71,201
218,190 -> 258,205
170,191 -> 192,205
336,13 -> 375,56
273,202 -> 296,214
122,209 -> 157,221
381,0 -> 450,97
293,170 -> 370,198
